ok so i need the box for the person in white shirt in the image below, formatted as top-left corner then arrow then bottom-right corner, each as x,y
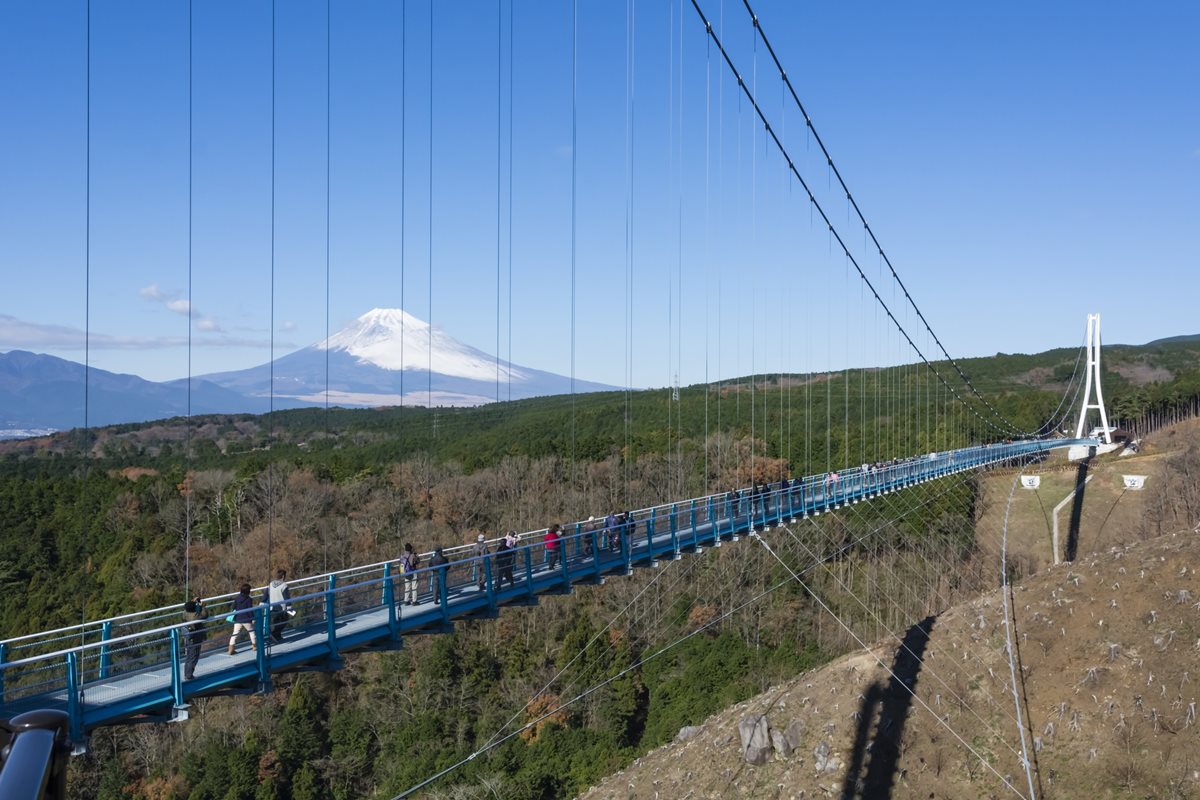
265,569 -> 293,644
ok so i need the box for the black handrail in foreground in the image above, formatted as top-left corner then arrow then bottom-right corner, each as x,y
0,709 -> 71,800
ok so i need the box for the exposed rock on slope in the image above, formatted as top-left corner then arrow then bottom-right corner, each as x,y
582,532 -> 1200,799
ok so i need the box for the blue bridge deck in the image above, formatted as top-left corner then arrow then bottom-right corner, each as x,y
0,439 -> 1094,744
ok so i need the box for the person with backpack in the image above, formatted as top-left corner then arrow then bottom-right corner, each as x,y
182,596 -> 207,680
429,546 -> 449,604
400,543 -> 420,605
602,512 -> 618,551
228,583 -> 257,655
263,569 -> 293,644
494,538 -> 516,591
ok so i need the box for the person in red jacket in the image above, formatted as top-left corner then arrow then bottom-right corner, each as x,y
543,524 -> 562,570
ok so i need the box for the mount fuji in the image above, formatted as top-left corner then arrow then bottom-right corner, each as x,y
199,308 -> 621,408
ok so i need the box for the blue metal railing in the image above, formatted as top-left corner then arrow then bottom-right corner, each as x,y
0,438 -> 1095,742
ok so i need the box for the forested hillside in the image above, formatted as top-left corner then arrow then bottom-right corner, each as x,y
1,338 -> 1199,798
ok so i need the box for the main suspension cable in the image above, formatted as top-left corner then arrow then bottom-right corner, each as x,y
737,0 -> 1030,438
689,0 -> 1028,441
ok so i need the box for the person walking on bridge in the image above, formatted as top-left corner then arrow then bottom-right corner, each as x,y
182,597 -> 207,680
400,543 -> 420,605
581,516 -> 597,557
472,533 -> 490,591
495,538 -> 516,591
228,583 -> 257,655
429,546 -> 449,604
602,513 -> 618,551
544,524 -> 562,570
265,569 -> 293,644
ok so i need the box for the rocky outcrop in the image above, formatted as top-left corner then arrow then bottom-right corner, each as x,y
736,715 -> 772,765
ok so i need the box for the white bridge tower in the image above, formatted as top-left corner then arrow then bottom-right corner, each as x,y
1074,313 -> 1113,444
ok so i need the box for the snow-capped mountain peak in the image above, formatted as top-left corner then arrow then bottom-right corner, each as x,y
320,308 -> 525,382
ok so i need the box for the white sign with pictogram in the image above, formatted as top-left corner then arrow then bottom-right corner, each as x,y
1020,476 -> 1041,490
1123,475 -> 1147,490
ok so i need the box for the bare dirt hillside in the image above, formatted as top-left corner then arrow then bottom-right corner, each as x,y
583,432 -> 1200,799
977,420 -> 1200,578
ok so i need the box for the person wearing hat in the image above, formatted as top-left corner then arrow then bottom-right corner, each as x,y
471,533 -> 490,591
429,546 -> 449,604
399,543 -> 420,606
581,515 -> 598,557
494,536 -> 516,591
181,597 -> 207,680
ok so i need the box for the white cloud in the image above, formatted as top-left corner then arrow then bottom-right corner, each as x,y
0,314 -> 277,351
138,283 -> 170,303
1,314 -> 186,350
138,284 -> 227,332
280,320 -> 297,332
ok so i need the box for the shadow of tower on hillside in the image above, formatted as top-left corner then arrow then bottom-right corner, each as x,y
1064,456 -> 1092,562
840,615 -> 937,800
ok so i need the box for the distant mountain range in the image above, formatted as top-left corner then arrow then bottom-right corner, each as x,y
198,308 -> 617,408
1143,333 -> 1200,347
0,309 -> 620,437
0,349 -> 279,435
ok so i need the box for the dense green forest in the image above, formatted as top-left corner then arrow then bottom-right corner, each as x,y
2,338 -> 1200,798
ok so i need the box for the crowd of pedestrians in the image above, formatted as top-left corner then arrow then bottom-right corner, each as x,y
171,500 -> 662,683
177,448 -> 973,683
177,569 -> 297,681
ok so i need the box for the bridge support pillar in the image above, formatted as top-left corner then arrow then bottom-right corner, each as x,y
169,628 -> 185,710
99,621 -> 112,680
255,607 -> 272,693
324,575 -> 343,670
667,503 -> 678,553
559,540 -> 572,588
590,529 -> 602,583
65,651 -> 84,747
383,563 -> 400,643
666,505 -> 679,563
622,524 -> 633,576
523,548 -> 535,602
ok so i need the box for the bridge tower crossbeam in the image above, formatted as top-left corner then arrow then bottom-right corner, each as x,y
1074,313 -> 1112,444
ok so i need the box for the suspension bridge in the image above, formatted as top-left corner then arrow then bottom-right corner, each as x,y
0,437 -> 1095,751
0,0 -> 1145,797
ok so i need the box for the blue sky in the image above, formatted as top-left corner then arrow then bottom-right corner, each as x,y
1,0 -> 1197,386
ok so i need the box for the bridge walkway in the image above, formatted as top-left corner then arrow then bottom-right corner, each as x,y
0,439 -> 1093,744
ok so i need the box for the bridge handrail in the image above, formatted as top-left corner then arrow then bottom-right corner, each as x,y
0,532 -> 606,671
0,438 -> 1092,655
0,436 -> 1099,739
